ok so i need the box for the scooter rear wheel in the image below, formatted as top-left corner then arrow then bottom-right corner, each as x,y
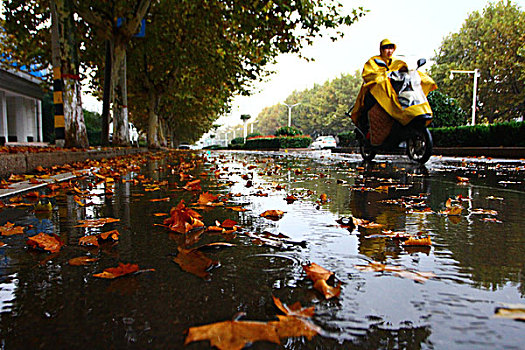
407,128 -> 433,164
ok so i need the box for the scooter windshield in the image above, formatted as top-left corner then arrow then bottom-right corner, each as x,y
388,70 -> 428,110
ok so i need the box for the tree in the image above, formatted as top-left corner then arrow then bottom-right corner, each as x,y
3,0 -> 89,147
427,90 -> 467,128
50,0 -> 89,147
256,72 -> 362,136
430,0 -> 525,123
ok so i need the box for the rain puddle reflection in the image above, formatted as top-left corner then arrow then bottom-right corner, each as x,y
0,150 -> 524,349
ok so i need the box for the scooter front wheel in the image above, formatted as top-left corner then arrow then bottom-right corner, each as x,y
359,143 -> 376,161
407,128 -> 433,164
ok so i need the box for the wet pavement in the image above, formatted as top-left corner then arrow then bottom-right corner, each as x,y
0,150 -> 524,349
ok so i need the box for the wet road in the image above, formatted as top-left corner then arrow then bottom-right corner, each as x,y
0,150 -> 524,349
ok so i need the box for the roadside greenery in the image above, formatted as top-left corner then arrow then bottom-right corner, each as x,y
430,1 -> 525,123
431,121 -> 525,147
244,135 -> 312,149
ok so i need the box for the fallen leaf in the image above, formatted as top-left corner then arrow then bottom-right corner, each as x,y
93,263 -> 139,279
173,247 -> 219,279
260,210 -> 285,220
302,263 -> 333,282
403,236 -> 432,246
0,222 -> 25,236
494,303 -> 525,321
183,179 -> 202,191
79,235 -> 99,247
272,296 -> 315,318
27,233 -> 63,253
313,279 -> 341,299
149,197 -> 170,202
185,319 -> 280,350
456,176 -> 469,183
270,315 -> 319,341
163,200 -> 204,234
197,191 -> 219,205
69,256 -> 99,266
354,261 -> 435,283
75,217 -> 120,228
100,229 -> 120,241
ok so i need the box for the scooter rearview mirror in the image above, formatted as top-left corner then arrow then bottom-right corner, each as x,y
416,58 -> 426,69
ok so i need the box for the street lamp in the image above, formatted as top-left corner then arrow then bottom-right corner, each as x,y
240,114 -> 251,143
449,69 -> 480,125
281,102 -> 301,127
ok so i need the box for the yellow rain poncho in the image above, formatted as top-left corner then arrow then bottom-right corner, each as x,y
351,55 -> 437,126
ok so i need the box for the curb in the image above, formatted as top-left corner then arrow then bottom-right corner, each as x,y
0,147 -> 148,179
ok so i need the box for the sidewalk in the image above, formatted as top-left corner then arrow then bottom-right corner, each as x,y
0,147 -> 147,179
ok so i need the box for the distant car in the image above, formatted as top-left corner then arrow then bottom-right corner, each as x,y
177,144 -> 191,149
310,135 -> 337,149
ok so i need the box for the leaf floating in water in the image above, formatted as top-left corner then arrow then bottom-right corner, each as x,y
93,263 -> 140,279
0,222 -> 25,236
185,319 -> 280,350
354,261 -> 435,283
172,247 -> 219,279
69,256 -> 99,266
272,296 -> 315,318
494,304 -> 525,321
403,236 -> 432,246
27,233 -> 64,253
260,210 -> 285,220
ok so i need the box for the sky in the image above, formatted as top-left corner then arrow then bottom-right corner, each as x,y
82,0 -> 525,130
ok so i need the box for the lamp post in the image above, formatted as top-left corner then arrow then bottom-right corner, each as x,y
240,114 -> 251,143
449,69 -> 480,125
281,102 -> 301,127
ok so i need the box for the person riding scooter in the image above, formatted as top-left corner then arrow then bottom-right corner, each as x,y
351,39 -> 437,146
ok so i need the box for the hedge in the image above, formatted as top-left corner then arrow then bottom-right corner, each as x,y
244,135 -> 312,149
337,131 -> 357,147
430,121 -> 525,147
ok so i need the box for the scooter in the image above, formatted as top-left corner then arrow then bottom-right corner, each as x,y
350,58 -> 433,164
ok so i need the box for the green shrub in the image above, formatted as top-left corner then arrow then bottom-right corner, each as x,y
337,131 -> 356,147
229,136 -> 245,148
244,135 -> 312,149
274,126 -> 303,136
427,90 -> 467,128
430,121 -> 525,147
278,135 -> 312,148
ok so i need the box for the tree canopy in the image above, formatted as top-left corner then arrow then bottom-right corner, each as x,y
430,0 -> 525,123
2,0 -> 366,147
255,72 -> 362,136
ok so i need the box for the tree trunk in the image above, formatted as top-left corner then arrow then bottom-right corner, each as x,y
51,0 -> 88,148
147,93 -> 160,148
111,44 -> 129,146
101,39 -> 112,146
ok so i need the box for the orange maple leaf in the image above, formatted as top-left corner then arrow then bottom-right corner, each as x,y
78,235 -> 99,247
302,263 -> 334,282
403,236 -> 432,246
185,320 -> 280,350
183,179 -> 202,191
197,191 -> 219,205
69,256 -> 99,266
272,296 -> 315,318
27,233 -> 63,253
93,263 -> 139,279
260,210 -> 285,220
163,200 -> 204,233
0,222 -> 25,236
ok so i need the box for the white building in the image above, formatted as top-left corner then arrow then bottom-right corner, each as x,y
0,66 -> 44,145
